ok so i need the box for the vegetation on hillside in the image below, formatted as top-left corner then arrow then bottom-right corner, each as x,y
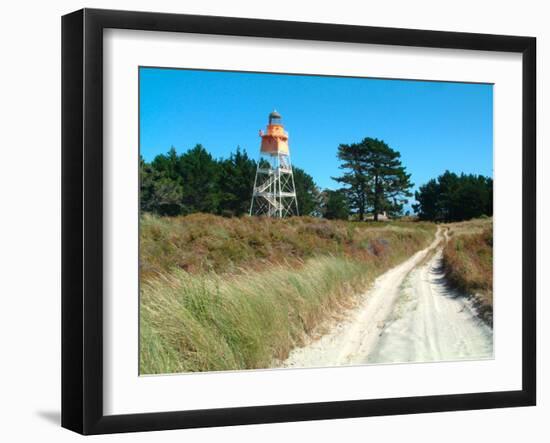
442,218 -> 493,325
140,213 -> 435,279
140,215 -> 436,373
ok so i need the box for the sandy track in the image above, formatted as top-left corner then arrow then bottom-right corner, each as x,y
282,228 -> 493,368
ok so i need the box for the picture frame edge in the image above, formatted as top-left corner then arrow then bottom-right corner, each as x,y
61,8 -> 537,435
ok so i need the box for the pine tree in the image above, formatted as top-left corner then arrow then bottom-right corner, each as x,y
178,144 -> 220,214
293,166 -> 321,216
334,138 -> 413,220
217,147 -> 257,216
322,189 -> 350,220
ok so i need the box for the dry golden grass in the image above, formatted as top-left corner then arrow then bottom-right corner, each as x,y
442,217 -> 493,325
140,213 -> 436,279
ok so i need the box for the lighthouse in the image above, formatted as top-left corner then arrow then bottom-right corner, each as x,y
249,110 -> 299,217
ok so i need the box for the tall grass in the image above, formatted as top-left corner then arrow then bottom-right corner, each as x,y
442,218 -> 493,325
141,257 -> 369,373
140,214 -> 436,374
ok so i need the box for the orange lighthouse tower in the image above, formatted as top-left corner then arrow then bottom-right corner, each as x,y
250,110 -> 298,217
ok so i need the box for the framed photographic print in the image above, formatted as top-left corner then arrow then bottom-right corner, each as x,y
61,8 -> 536,435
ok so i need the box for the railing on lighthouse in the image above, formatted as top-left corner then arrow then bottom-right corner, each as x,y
249,110 -> 299,218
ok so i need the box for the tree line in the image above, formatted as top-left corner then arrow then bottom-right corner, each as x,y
141,140 -> 493,222
140,145 -> 322,217
413,170 -> 493,222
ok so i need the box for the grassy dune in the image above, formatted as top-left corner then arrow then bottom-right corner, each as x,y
442,218 -> 493,325
140,214 -> 436,374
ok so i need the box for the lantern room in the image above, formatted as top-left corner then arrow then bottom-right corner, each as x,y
259,110 -> 289,155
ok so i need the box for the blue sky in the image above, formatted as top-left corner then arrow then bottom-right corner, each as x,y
140,67 -> 493,203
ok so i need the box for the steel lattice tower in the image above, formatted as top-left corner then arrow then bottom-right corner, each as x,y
250,110 -> 299,217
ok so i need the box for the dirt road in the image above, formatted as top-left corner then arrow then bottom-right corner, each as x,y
282,228 -> 493,368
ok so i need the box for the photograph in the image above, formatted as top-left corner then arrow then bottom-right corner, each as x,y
138,67 -> 494,375
0,0 -> 542,439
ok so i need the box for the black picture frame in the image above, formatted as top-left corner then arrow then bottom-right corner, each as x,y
62,8 -> 536,435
